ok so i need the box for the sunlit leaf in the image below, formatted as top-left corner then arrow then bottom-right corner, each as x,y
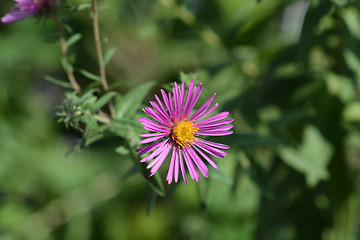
77,69 -> 102,83
103,47 -> 117,67
66,33 -> 82,48
44,75 -> 72,89
114,82 -> 154,119
90,92 -> 118,112
279,125 -> 333,187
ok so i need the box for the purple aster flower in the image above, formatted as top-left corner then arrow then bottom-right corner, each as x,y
1,0 -> 52,24
136,79 -> 234,184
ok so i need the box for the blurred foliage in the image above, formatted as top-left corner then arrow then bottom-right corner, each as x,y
1,0 -> 360,239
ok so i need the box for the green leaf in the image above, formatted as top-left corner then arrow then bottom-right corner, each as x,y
83,112 -> 99,130
77,69 -> 102,83
61,57 -> 74,73
72,3 -> 91,11
145,184 -> 158,216
103,47 -> 117,66
90,92 -> 118,112
325,72 -> 354,103
84,131 -> 105,147
278,125 -> 333,187
130,151 -> 165,197
343,49 -> 360,87
44,75 -> 72,89
66,33 -> 82,48
114,82 -> 154,119
108,81 -> 130,90
179,71 -> 199,83
115,146 -> 130,155
343,102 -> 360,122
341,7 -> 360,41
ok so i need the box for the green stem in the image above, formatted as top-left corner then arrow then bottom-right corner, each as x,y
53,9 -> 81,93
91,0 -> 116,117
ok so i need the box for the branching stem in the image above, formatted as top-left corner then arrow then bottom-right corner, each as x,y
91,0 -> 116,117
53,9 -> 81,93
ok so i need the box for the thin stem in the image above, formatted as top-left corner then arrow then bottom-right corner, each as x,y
53,9 -> 81,93
91,0 -> 116,117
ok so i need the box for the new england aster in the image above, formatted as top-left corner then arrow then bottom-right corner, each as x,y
1,0 -> 52,24
136,80 -> 234,184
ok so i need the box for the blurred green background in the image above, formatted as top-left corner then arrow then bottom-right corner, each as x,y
1,0 -> 360,239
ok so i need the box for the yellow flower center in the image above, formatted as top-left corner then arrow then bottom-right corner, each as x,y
171,119 -> 198,147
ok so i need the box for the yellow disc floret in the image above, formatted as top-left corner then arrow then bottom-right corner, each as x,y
171,119 -> 198,147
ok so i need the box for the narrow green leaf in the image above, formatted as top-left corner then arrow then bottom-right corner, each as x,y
115,146 -> 130,155
72,3 -> 91,11
84,131 -> 105,147
122,165 -> 138,180
44,75 -> 72,89
77,69 -> 102,82
108,81 -> 130,90
61,58 -> 74,73
103,47 -> 117,66
114,82 -> 154,119
66,33 -> 82,48
130,151 -> 165,197
90,92 -> 118,112
146,184 -> 158,216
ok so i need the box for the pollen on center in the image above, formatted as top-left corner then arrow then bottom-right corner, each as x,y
171,119 -> 198,147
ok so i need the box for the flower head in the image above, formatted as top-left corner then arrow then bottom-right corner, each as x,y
1,0 -> 52,24
136,80 -> 234,184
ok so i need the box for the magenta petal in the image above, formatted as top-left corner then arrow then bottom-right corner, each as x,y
1,0 -> 50,24
139,117 -> 168,129
197,131 -> 234,136
193,145 -> 218,169
136,141 -> 163,156
166,147 -> 177,184
186,84 -> 204,116
140,140 -> 167,162
149,144 -> 171,176
196,118 -> 234,128
196,141 -> 227,158
197,138 -> 230,149
168,92 -> 175,120
140,132 -> 167,138
174,149 -> 179,183
143,107 -> 171,127
155,94 -> 171,122
147,143 -> 171,169
179,82 -> 185,118
199,125 -> 234,132
150,101 -> 172,124
182,149 -> 199,182
189,93 -> 216,121
191,103 -> 218,122
196,141 -> 227,157
178,148 -> 187,184
1,11 -> 33,24
183,80 -> 194,118
186,147 -> 208,178
140,135 -> 165,144
173,85 -> 179,121
196,112 -> 229,125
